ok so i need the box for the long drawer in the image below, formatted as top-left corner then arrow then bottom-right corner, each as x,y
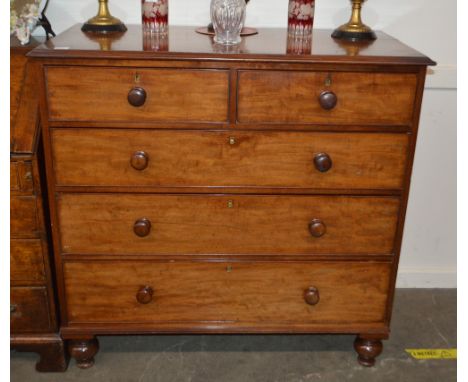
64,260 -> 391,325
10,287 -> 52,333
52,129 -> 409,190
46,67 -> 229,123
58,194 -> 400,255
237,71 -> 417,126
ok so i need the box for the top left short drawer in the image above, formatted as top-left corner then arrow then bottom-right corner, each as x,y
45,67 -> 230,124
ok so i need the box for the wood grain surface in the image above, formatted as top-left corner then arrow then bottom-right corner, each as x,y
10,239 -> 46,282
10,196 -> 39,236
58,194 -> 400,255
237,71 -> 417,126
46,67 -> 229,123
51,129 -> 409,190
10,287 -> 52,332
64,260 -> 391,325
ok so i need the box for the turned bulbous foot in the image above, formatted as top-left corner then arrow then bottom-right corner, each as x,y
69,338 -> 99,369
353,336 -> 383,367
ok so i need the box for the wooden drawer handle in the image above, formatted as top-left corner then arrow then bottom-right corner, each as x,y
304,286 -> 320,306
318,91 -> 337,110
309,219 -> 326,238
133,218 -> 151,237
314,153 -> 332,172
128,87 -> 147,107
136,286 -> 153,304
130,151 -> 149,171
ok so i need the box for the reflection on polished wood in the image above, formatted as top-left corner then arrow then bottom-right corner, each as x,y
30,25 -> 435,65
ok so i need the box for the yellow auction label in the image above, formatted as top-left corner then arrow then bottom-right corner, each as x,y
405,349 -> 457,360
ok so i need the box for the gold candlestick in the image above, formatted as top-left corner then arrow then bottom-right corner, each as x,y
82,0 -> 127,33
332,0 -> 376,41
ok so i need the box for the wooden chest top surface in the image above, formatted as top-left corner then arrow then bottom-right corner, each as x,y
29,25 -> 435,66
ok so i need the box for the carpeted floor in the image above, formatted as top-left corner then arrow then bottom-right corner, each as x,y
11,289 -> 456,382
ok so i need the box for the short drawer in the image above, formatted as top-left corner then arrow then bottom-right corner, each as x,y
10,287 -> 51,333
10,161 -> 33,192
46,67 -> 229,123
237,71 -> 417,126
10,162 -> 19,191
58,194 -> 400,255
11,196 -> 39,237
52,129 -> 409,190
11,239 -> 46,282
64,260 -> 391,325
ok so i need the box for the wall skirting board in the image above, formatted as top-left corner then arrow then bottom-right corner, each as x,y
397,268 -> 457,288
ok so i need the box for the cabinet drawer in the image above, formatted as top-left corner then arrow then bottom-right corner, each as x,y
46,67 -> 229,123
10,162 -> 19,191
10,161 -> 33,192
52,129 -> 409,190
64,260 -> 391,325
58,194 -> 399,255
11,239 -> 46,282
11,196 -> 39,236
237,71 -> 417,126
10,287 -> 51,333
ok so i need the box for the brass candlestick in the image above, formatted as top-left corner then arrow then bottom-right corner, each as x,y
82,0 -> 127,33
332,0 -> 376,41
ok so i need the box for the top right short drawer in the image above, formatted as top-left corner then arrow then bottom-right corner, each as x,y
237,71 -> 418,127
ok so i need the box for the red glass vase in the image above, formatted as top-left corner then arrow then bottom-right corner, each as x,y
288,0 -> 315,35
142,0 -> 168,34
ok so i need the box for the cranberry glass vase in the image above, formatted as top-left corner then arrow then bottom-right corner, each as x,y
288,0 -> 315,35
142,0 -> 168,34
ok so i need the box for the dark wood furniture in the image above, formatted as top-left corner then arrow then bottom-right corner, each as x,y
29,26 -> 435,368
10,37 -> 68,372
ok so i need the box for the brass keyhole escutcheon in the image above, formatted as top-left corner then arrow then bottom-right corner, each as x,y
226,265 -> 233,272
229,137 -> 236,145
134,73 -> 141,83
325,73 -> 332,87
227,200 -> 234,208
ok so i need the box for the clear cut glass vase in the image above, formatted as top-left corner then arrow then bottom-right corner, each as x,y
210,0 -> 246,45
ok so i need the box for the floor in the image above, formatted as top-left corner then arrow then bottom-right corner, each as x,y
11,289 -> 456,382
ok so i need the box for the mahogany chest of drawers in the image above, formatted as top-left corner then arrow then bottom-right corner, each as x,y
29,25 -> 434,368
10,37 -> 68,372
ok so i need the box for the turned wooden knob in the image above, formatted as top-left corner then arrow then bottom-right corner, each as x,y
136,286 -> 154,304
304,286 -> 320,305
309,219 -> 326,238
130,151 -> 149,171
128,87 -> 147,107
314,153 -> 332,172
134,218 -> 151,237
318,91 -> 337,110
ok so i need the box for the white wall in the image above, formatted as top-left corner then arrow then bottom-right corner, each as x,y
35,0 -> 457,288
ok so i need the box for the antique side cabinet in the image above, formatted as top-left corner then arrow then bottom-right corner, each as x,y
10,37 -> 68,372
29,26 -> 435,368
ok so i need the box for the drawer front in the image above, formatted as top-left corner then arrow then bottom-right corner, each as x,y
10,161 -> 34,192
58,194 -> 399,255
11,239 -> 46,282
11,196 -> 38,236
10,162 -> 19,191
52,129 -> 409,190
10,287 -> 51,333
10,239 -> 45,281
46,67 -> 229,123
238,71 -> 417,126
64,260 -> 391,325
